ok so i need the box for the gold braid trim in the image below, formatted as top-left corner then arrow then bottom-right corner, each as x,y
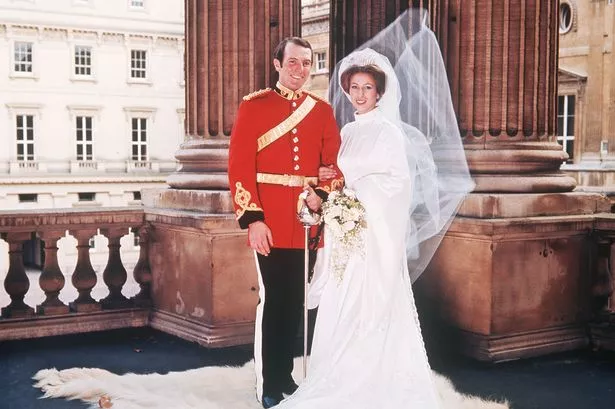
304,90 -> 330,105
315,177 -> 345,194
234,182 -> 263,218
243,88 -> 271,101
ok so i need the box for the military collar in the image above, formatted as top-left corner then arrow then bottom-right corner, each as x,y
275,81 -> 304,100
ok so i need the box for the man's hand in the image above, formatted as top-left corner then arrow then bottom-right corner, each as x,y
249,221 -> 273,256
318,165 -> 337,181
304,185 -> 323,212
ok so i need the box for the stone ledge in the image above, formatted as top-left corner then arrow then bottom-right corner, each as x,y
458,192 -> 611,218
0,309 -> 149,341
149,309 -> 254,348
457,325 -> 589,362
142,188 -> 233,214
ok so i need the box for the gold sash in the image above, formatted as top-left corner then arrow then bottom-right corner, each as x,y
257,96 -> 316,152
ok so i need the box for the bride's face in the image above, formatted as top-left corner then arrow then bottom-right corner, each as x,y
348,72 -> 379,115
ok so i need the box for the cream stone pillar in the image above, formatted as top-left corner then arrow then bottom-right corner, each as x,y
144,0 -> 302,347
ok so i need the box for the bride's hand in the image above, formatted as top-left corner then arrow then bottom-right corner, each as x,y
318,165 -> 337,181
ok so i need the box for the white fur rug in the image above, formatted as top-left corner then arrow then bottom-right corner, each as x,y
33,358 -> 509,409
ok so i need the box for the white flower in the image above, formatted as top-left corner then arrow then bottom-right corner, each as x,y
321,189 -> 367,283
341,220 -> 355,232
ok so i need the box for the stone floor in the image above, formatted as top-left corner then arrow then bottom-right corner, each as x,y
1,327 -> 614,409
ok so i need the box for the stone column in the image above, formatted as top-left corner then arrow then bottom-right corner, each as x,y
143,0 -> 300,347
430,0 -> 575,195
167,0 -> 301,191
418,0 -> 611,361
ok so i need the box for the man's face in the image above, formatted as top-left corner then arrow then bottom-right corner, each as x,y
274,42 -> 312,91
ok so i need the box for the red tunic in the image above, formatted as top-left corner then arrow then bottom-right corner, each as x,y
228,87 -> 343,249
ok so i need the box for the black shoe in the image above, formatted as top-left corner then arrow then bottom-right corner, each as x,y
262,393 -> 283,408
281,380 -> 299,396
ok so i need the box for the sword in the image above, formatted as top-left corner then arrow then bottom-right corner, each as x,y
296,188 -> 321,380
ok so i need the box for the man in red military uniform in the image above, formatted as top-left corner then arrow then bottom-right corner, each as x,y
228,37 -> 343,408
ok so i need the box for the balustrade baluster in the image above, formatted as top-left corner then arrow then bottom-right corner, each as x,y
132,225 -> 152,307
36,231 -> 69,315
1,232 -> 35,318
69,229 -> 101,312
100,227 -> 130,309
593,237 -> 614,317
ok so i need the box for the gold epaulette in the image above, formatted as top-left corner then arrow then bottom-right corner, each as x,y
243,88 -> 271,101
304,90 -> 330,105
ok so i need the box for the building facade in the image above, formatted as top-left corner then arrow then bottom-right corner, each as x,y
0,0 -> 184,269
558,0 -> 615,187
302,0 -> 330,97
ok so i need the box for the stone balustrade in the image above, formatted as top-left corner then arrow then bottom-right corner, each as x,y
0,207 -> 150,340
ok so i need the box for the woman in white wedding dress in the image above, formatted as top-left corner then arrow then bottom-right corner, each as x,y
276,11 -> 474,409
276,59 -> 441,409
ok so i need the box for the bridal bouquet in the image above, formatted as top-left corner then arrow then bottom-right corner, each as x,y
321,188 -> 367,282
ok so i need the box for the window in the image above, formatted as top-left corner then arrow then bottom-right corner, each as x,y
18,194 -> 38,203
557,95 -> 575,162
130,50 -> 147,79
315,51 -> 327,72
559,2 -> 573,34
74,46 -> 92,76
76,116 -> 93,160
78,192 -> 96,201
131,118 -> 148,161
14,41 -> 33,73
16,114 -> 34,161
129,0 -> 144,8
133,191 -> 142,200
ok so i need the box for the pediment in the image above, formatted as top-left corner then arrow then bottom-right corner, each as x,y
558,66 -> 587,82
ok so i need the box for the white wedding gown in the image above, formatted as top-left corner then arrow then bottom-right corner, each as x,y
276,108 -> 441,408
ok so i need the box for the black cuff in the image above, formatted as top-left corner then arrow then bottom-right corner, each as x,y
314,188 -> 329,202
238,210 -> 265,229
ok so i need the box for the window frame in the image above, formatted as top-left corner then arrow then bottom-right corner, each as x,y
15,113 -> 36,161
11,40 -> 36,78
314,51 -> 327,73
67,105 -> 101,162
130,117 -> 148,162
129,0 -> 145,9
73,44 -> 94,79
557,94 -> 576,163
75,115 -> 94,161
129,49 -> 148,81
559,1 -> 576,35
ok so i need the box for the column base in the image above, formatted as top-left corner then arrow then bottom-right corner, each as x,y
150,309 -> 254,348
459,191 -> 611,218
416,208 -> 599,362
144,189 -> 258,348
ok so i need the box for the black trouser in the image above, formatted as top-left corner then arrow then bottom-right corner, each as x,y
256,248 -> 314,396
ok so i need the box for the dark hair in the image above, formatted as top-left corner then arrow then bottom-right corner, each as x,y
273,37 -> 313,64
340,64 -> 387,96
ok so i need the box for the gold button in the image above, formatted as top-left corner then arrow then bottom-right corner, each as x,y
292,102 -> 297,108
294,164 -> 300,170
294,155 -> 299,161
293,137 -> 299,143
293,146 -> 299,152
292,129 -> 297,134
